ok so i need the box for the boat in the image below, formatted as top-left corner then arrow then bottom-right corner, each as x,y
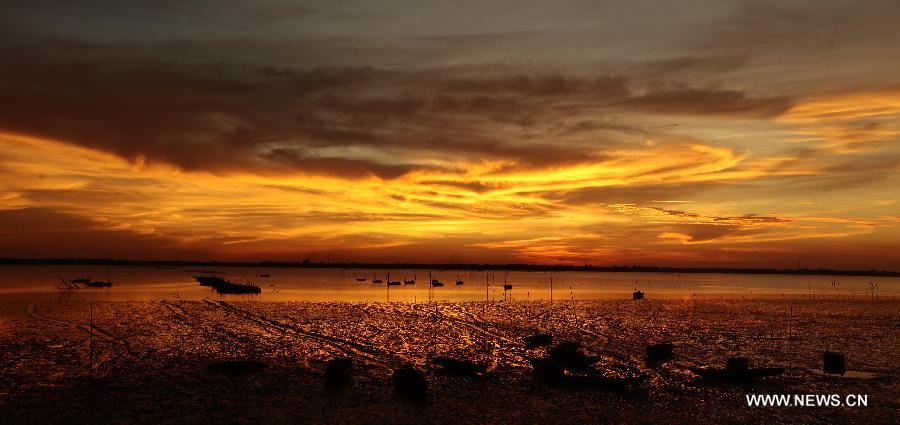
84,280 -> 113,288
386,272 -> 401,286
211,280 -> 261,295
71,277 -> 91,284
503,272 -> 512,290
403,272 -> 416,284
194,275 -> 226,286
689,357 -> 784,381
431,279 -> 444,287
632,290 -> 645,300
371,271 -> 383,284
56,276 -> 80,290
455,273 -> 464,285
257,273 -> 271,278
194,275 -> 260,294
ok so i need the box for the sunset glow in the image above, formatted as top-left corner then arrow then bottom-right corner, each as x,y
1,1 -> 899,269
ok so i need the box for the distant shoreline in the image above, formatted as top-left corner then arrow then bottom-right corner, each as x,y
1,258 -> 898,277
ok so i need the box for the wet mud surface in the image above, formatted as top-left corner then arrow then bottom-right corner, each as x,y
0,299 -> 897,424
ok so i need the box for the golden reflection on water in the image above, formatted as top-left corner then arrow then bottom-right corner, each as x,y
1,266 -> 898,304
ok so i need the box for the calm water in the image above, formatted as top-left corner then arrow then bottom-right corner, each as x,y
1,265 -> 898,303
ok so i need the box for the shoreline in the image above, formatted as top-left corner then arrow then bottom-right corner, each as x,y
2,258 -> 899,277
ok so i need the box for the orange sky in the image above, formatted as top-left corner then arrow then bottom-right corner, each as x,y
1,1 -> 899,269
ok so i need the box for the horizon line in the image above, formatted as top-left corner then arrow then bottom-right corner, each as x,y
1,257 -> 898,277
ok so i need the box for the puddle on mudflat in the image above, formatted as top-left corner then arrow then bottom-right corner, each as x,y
809,368 -> 878,379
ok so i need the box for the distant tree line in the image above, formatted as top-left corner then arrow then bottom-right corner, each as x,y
1,257 -> 898,277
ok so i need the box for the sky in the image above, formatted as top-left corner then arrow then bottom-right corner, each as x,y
1,0 -> 899,269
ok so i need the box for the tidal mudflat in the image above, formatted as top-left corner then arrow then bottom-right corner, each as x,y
1,297 -> 896,424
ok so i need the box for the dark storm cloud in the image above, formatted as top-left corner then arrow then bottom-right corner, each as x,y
0,207 -> 211,259
0,35 -> 793,179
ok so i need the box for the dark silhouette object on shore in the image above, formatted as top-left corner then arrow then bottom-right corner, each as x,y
690,357 -> 784,381
646,343 -> 674,362
432,356 -> 487,377
549,341 -> 597,369
325,357 -> 353,387
531,342 -> 634,389
206,360 -> 266,377
823,351 -> 846,375
632,290 -> 645,300
525,333 -> 553,348
393,367 -> 427,399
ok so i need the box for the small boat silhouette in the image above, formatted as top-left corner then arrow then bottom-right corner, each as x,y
371,271 -> 383,284
194,275 -> 260,294
455,273 -> 464,285
386,272 -> 401,286
404,272 -> 416,284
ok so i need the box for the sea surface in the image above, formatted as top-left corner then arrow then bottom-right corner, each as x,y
1,265 -> 897,303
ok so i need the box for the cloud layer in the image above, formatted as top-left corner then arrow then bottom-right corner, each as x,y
1,0 -> 899,268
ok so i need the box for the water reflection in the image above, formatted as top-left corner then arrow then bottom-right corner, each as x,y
0,265 -> 898,303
